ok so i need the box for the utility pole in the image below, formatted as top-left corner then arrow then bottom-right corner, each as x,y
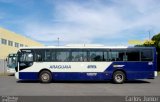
148,30 -> 151,40
57,37 -> 59,46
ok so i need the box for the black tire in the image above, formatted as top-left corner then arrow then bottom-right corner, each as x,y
39,70 -> 52,83
113,71 -> 126,84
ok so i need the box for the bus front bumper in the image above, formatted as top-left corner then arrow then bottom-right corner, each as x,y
154,71 -> 158,77
15,72 -> 19,79
7,68 -> 16,74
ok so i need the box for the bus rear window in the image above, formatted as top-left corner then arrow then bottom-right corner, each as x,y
141,50 -> 153,61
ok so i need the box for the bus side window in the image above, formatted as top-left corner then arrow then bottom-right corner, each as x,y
141,50 -> 153,61
36,54 -> 42,61
27,53 -> 33,61
126,50 -> 140,61
34,49 -> 44,62
56,51 -> 70,62
71,51 -> 87,62
89,51 -> 103,61
123,55 -> 128,61
107,50 -> 125,61
45,50 -> 51,61
20,53 -> 33,62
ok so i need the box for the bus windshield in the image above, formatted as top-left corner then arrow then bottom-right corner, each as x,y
7,54 -> 17,68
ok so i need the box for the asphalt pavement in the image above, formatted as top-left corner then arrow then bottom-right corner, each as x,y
0,76 -> 160,96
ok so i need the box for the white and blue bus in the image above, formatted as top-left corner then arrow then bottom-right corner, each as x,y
14,45 -> 157,83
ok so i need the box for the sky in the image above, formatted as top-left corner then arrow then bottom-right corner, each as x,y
0,0 -> 160,46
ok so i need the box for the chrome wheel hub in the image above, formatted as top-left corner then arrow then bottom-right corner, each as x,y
115,74 -> 123,82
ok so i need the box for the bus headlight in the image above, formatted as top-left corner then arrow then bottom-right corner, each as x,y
154,71 -> 157,77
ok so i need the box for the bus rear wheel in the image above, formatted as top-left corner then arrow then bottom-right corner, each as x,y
39,70 -> 52,83
113,71 -> 126,84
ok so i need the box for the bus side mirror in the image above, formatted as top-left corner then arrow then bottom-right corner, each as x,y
5,58 -> 7,62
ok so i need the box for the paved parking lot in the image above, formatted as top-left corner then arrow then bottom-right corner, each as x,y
0,76 -> 160,96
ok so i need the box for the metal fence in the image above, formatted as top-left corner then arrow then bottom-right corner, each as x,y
0,59 -> 7,74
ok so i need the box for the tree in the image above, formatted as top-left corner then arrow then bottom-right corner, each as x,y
151,33 -> 160,71
143,40 -> 155,46
135,40 -> 155,47
152,33 -> 160,49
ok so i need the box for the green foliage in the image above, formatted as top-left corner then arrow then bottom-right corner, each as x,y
135,33 -> 160,48
135,40 -> 155,47
143,40 -> 155,47
151,33 -> 160,71
152,33 -> 160,50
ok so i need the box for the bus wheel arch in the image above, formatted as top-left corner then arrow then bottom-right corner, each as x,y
112,69 -> 126,84
38,69 -> 52,83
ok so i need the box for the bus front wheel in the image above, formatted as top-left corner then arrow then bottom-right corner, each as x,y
113,71 -> 126,84
39,70 -> 52,83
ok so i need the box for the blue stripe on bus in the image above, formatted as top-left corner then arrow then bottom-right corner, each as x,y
19,72 -> 38,80
19,72 -> 113,80
19,61 -> 156,80
19,71 -> 154,81
106,61 -> 155,79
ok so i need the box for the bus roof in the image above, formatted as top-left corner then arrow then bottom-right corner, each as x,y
19,45 -> 155,49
